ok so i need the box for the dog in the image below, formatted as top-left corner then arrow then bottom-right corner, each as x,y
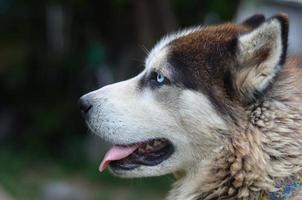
79,13 -> 302,200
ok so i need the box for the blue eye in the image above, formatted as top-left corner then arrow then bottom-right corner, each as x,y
150,72 -> 170,87
157,73 -> 165,83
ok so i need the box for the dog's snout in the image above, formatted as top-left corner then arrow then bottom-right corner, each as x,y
79,96 -> 93,115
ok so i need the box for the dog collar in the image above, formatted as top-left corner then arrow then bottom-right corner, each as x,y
261,174 -> 302,200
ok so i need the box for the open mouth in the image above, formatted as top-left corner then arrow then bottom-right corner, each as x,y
99,139 -> 174,171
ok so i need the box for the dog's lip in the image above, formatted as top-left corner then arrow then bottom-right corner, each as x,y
99,138 -> 174,172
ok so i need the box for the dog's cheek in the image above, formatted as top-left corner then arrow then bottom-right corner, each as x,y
176,90 -> 227,157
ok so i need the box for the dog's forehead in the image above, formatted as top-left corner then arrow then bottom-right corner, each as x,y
145,27 -> 201,72
145,23 -> 248,73
145,47 -> 169,73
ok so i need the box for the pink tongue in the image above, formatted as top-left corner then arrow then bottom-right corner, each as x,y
99,145 -> 139,172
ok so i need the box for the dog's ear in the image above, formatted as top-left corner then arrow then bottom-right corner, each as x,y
241,14 -> 265,29
233,13 -> 289,102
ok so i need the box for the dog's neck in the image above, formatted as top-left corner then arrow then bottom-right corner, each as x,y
168,161 -> 209,200
167,58 -> 302,200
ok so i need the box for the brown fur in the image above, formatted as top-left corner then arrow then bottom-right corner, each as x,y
167,23 -> 250,116
168,23 -> 248,92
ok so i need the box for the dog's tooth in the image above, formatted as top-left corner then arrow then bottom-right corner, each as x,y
153,140 -> 161,146
138,148 -> 145,154
146,144 -> 153,151
159,139 -> 166,143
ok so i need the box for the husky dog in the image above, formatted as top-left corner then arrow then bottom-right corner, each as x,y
79,13 -> 302,200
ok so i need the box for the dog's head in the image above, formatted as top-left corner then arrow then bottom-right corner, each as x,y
79,14 -> 289,177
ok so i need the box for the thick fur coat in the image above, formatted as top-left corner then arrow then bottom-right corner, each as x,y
80,13 -> 302,200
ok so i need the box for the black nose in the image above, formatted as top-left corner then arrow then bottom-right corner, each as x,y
78,96 -> 93,115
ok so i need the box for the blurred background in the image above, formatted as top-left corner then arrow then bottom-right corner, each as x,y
0,0 -> 301,199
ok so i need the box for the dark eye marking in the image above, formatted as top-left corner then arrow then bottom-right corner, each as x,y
149,71 -> 170,88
